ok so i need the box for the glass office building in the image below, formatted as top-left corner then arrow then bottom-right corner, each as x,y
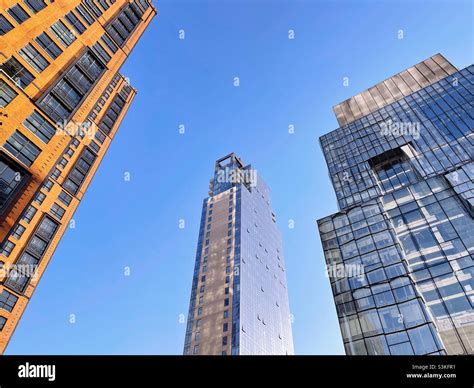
184,153 -> 294,355
317,54 -> 473,355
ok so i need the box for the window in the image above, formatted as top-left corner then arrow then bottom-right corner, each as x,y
42,180 -> 53,192
7,5 -> 30,24
50,203 -> 65,220
101,34 -> 118,53
22,205 -> 37,223
223,310 -> 228,319
83,0 -> 103,18
11,224 -> 26,240
223,323 -> 228,332
38,94 -> 69,122
19,43 -> 49,73
58,191 -> 72,206
1,57 -> 35,88
193,345 -> 199,355
358,309 -> 383,336
35,33 -> 62,59
75,4 -> 94,26
0,241 -> 15,257
0,15 -> 14,35
24,0 -> 46,14
222,336 -> 228,346
0,153 -> 30,217
65,11 -> 86,35
23,111 -> 56,143
98,94 -> 126,134
0,290 -> 18,312
4,131 -> 41,166
224,298 -> 229,306
34,192 -> 46,205
50,20 -> 76,47
407,325 -> 439,355
0,79 -> 18,106
379,305 -> 404,333
97,0 -> 109,11
0,316 -> 6,331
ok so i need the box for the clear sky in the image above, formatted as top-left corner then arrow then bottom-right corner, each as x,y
6,0 -> 473,355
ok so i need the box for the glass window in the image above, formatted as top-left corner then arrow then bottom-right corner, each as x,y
408,325 -> 439,355
359,309 -> 383,336
7,5 -> 30,24
23,111 -> 56,143
19,43 -> 49,72
399,299 -> 426,328
0,15 -> 14,35
0,79 -> 18,106
24,0 -> 47,14
35,32 -> 62,59
379,305 -> 404,333
50,20 -> 76,47
4,131 -> 41,166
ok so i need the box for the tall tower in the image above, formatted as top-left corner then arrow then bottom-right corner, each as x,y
317,54 -> 473,355
184,153 -> 294,355
0,0 -> 156,353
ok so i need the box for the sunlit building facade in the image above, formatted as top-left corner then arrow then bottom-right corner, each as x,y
0,0 -> 156,353
184,153 -> 294,355
317,54 -> 473,355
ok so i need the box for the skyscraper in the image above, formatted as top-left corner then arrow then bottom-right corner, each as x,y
317,54 -> 473,355
184,153 -> 294,355
0,0 -> 156,353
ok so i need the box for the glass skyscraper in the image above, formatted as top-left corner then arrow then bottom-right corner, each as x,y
317,54 -> 473,355
184,153 -> 294,355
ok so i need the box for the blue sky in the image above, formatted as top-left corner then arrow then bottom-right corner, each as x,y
6,0 -> 473,355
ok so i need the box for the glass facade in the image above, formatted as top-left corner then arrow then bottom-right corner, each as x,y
318,58 -> 473,355
184,153 -> 294,355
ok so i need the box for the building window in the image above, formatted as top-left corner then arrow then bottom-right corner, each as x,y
197,307 -> 202,316
1,57 -> 35,88
4,131 -> 41,167
7,5 -> 30,24
34,192 -> 46,205
11,224 -> 26,240
22,205 -> 37,223
224,298 -> 229,307
0,79 -> 18,106
0,289 -> 18,312
23,110 -> 56,143
63,148 -> 96,195
225,287 -> 229,295
35,33 -> 62,59
65,11 -> 86,35
0,316 -> 6,330
19,43 -> 49,73
223,310 -> 228,319
223,323 -> 228,332
0,241 -> 15,257
50,20 -> 76,48
193,345 -> 199,355
222,336 -> 228,346
83,0 -> 103,18
58,191 -> 72,206
98,94 -> 126,134
50,203 -> 65,220
23,0 -> 46,14
0,15 -> 14,35
0,153 -> 30,217
75,4 -> 95,26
